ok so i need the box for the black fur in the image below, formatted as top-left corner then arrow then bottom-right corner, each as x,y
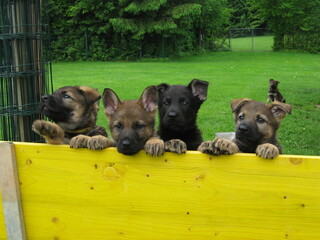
157,79 -> 209,150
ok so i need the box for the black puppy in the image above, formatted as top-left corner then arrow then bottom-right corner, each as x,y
156,79 -> 209,153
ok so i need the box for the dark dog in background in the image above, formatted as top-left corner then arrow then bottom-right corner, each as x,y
267,79 -> 286,103
92,86 -> 164,156
198,98 -> 292,159
157,79 -> 209,153
33,86 -> 107,146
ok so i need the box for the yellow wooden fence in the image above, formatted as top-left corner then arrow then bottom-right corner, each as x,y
0,142 -> 320,240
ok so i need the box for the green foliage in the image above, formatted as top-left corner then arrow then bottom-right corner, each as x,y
252,0 -> 320,53
47,0 -> 230,60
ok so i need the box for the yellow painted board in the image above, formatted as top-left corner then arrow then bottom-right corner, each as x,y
0,142 -> 320,240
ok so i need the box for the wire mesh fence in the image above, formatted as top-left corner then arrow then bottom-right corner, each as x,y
229,28 -> 273,52
0,0 -> 52,142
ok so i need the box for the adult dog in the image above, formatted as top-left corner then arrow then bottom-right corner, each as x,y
32,86 -> 107,146
157,79 -> 209,153
198,98 -> 292,159
78,86 -> 164,156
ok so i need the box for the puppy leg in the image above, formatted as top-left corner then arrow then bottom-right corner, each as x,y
32,120 -> 65,144
256,143 -> 279,159
197,140 -> 221,155
144,137 -> 165,157
164,139 -> 187,154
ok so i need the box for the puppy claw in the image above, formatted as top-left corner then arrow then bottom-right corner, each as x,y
144,138 -> 165,157
197,141 -> 220,155
70,135 -> 90,148
32,120 -> 64,144
87,136 -> 113,150
256,143 -> 279,159
164,139 -> 187,154
213,137 -> 239,155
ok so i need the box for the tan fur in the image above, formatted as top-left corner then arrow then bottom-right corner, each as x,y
32,86 -> 107,146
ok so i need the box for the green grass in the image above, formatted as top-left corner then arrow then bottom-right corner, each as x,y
231,35 -> 273,52
52,51 -> 320,156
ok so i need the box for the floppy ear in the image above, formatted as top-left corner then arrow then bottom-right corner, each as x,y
231,98 -> 251,113
188,79 -> 209,101
139,86 -> 158,113
102,88 -> 121,118
78,86 -> 101,105
156,83 -> 169,95
267,101 -> 292,120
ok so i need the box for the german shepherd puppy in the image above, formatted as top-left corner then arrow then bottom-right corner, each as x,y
157,79 -> 209,153
267,79 -> 286,103
96,86 -> 164,156
198,98 -> 292,159
32,86 -> 107,146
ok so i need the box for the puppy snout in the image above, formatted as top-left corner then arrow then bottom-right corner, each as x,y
238,124 -> 248,132
121,138 -> 131,148
168,111 -> 178,119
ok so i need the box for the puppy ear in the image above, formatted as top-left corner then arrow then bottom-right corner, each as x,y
156,83 -> 169,95
188,79 -> 209,101
102,88 -> 121,118
139,86 -> 158,113
231,98 -> 251,113
267,101 -> 292,120
78,86 -> 101,105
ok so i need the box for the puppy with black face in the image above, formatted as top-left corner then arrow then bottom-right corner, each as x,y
32,86 -> 107,147
198,98 -> 292,159
157,79 -> 209,153
99,86 -> 164,156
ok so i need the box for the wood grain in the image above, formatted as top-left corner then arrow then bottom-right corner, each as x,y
0,142 -> 319,240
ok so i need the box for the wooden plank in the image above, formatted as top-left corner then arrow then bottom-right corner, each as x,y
1,142 -> 320,240
0,142 -> 26,240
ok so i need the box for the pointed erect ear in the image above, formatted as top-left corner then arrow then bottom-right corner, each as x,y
139,86 -> 158,113
231,98 -> 251,113
78,86 -> 101,105
188,79 -> 209,101
267,101 -> 292,120
156,83 -> 169,95
102,88 -> 121,118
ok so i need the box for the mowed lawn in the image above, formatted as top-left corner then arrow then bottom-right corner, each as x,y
52,51 -> 320,156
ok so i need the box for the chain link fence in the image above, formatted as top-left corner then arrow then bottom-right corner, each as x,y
0,0 -> 52,142
228,28 -> 273,52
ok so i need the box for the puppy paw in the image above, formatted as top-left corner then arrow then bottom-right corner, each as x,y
213,137 -> 239,155
197,140 -> 220,155
256,143 -> 279,159
164,139 -> 187,154
87,136 -> 113,150
32,120 -> 64,144
70,135 -> 91,148
144,138 -> 165,157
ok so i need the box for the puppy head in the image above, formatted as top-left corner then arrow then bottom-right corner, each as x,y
269,79 -> 279,89
39,86 -> 100,128
102,86 -> 157,155
156,79 -> 209,131
231,98 -> 291,143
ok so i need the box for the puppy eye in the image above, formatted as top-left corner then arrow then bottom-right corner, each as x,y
181,99 -> 189,105
134,122 -> 145,130
163,99 -> 170,105
62,91 -> 70,99
257,117 -> 266,123
114,123 -> 123,130
239,114 -> 244,120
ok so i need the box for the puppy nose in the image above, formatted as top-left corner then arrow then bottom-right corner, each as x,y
239,124 -> 248,132
121,139 -> 131,148
41,95 -> 49,101
168,111 -> 177,119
